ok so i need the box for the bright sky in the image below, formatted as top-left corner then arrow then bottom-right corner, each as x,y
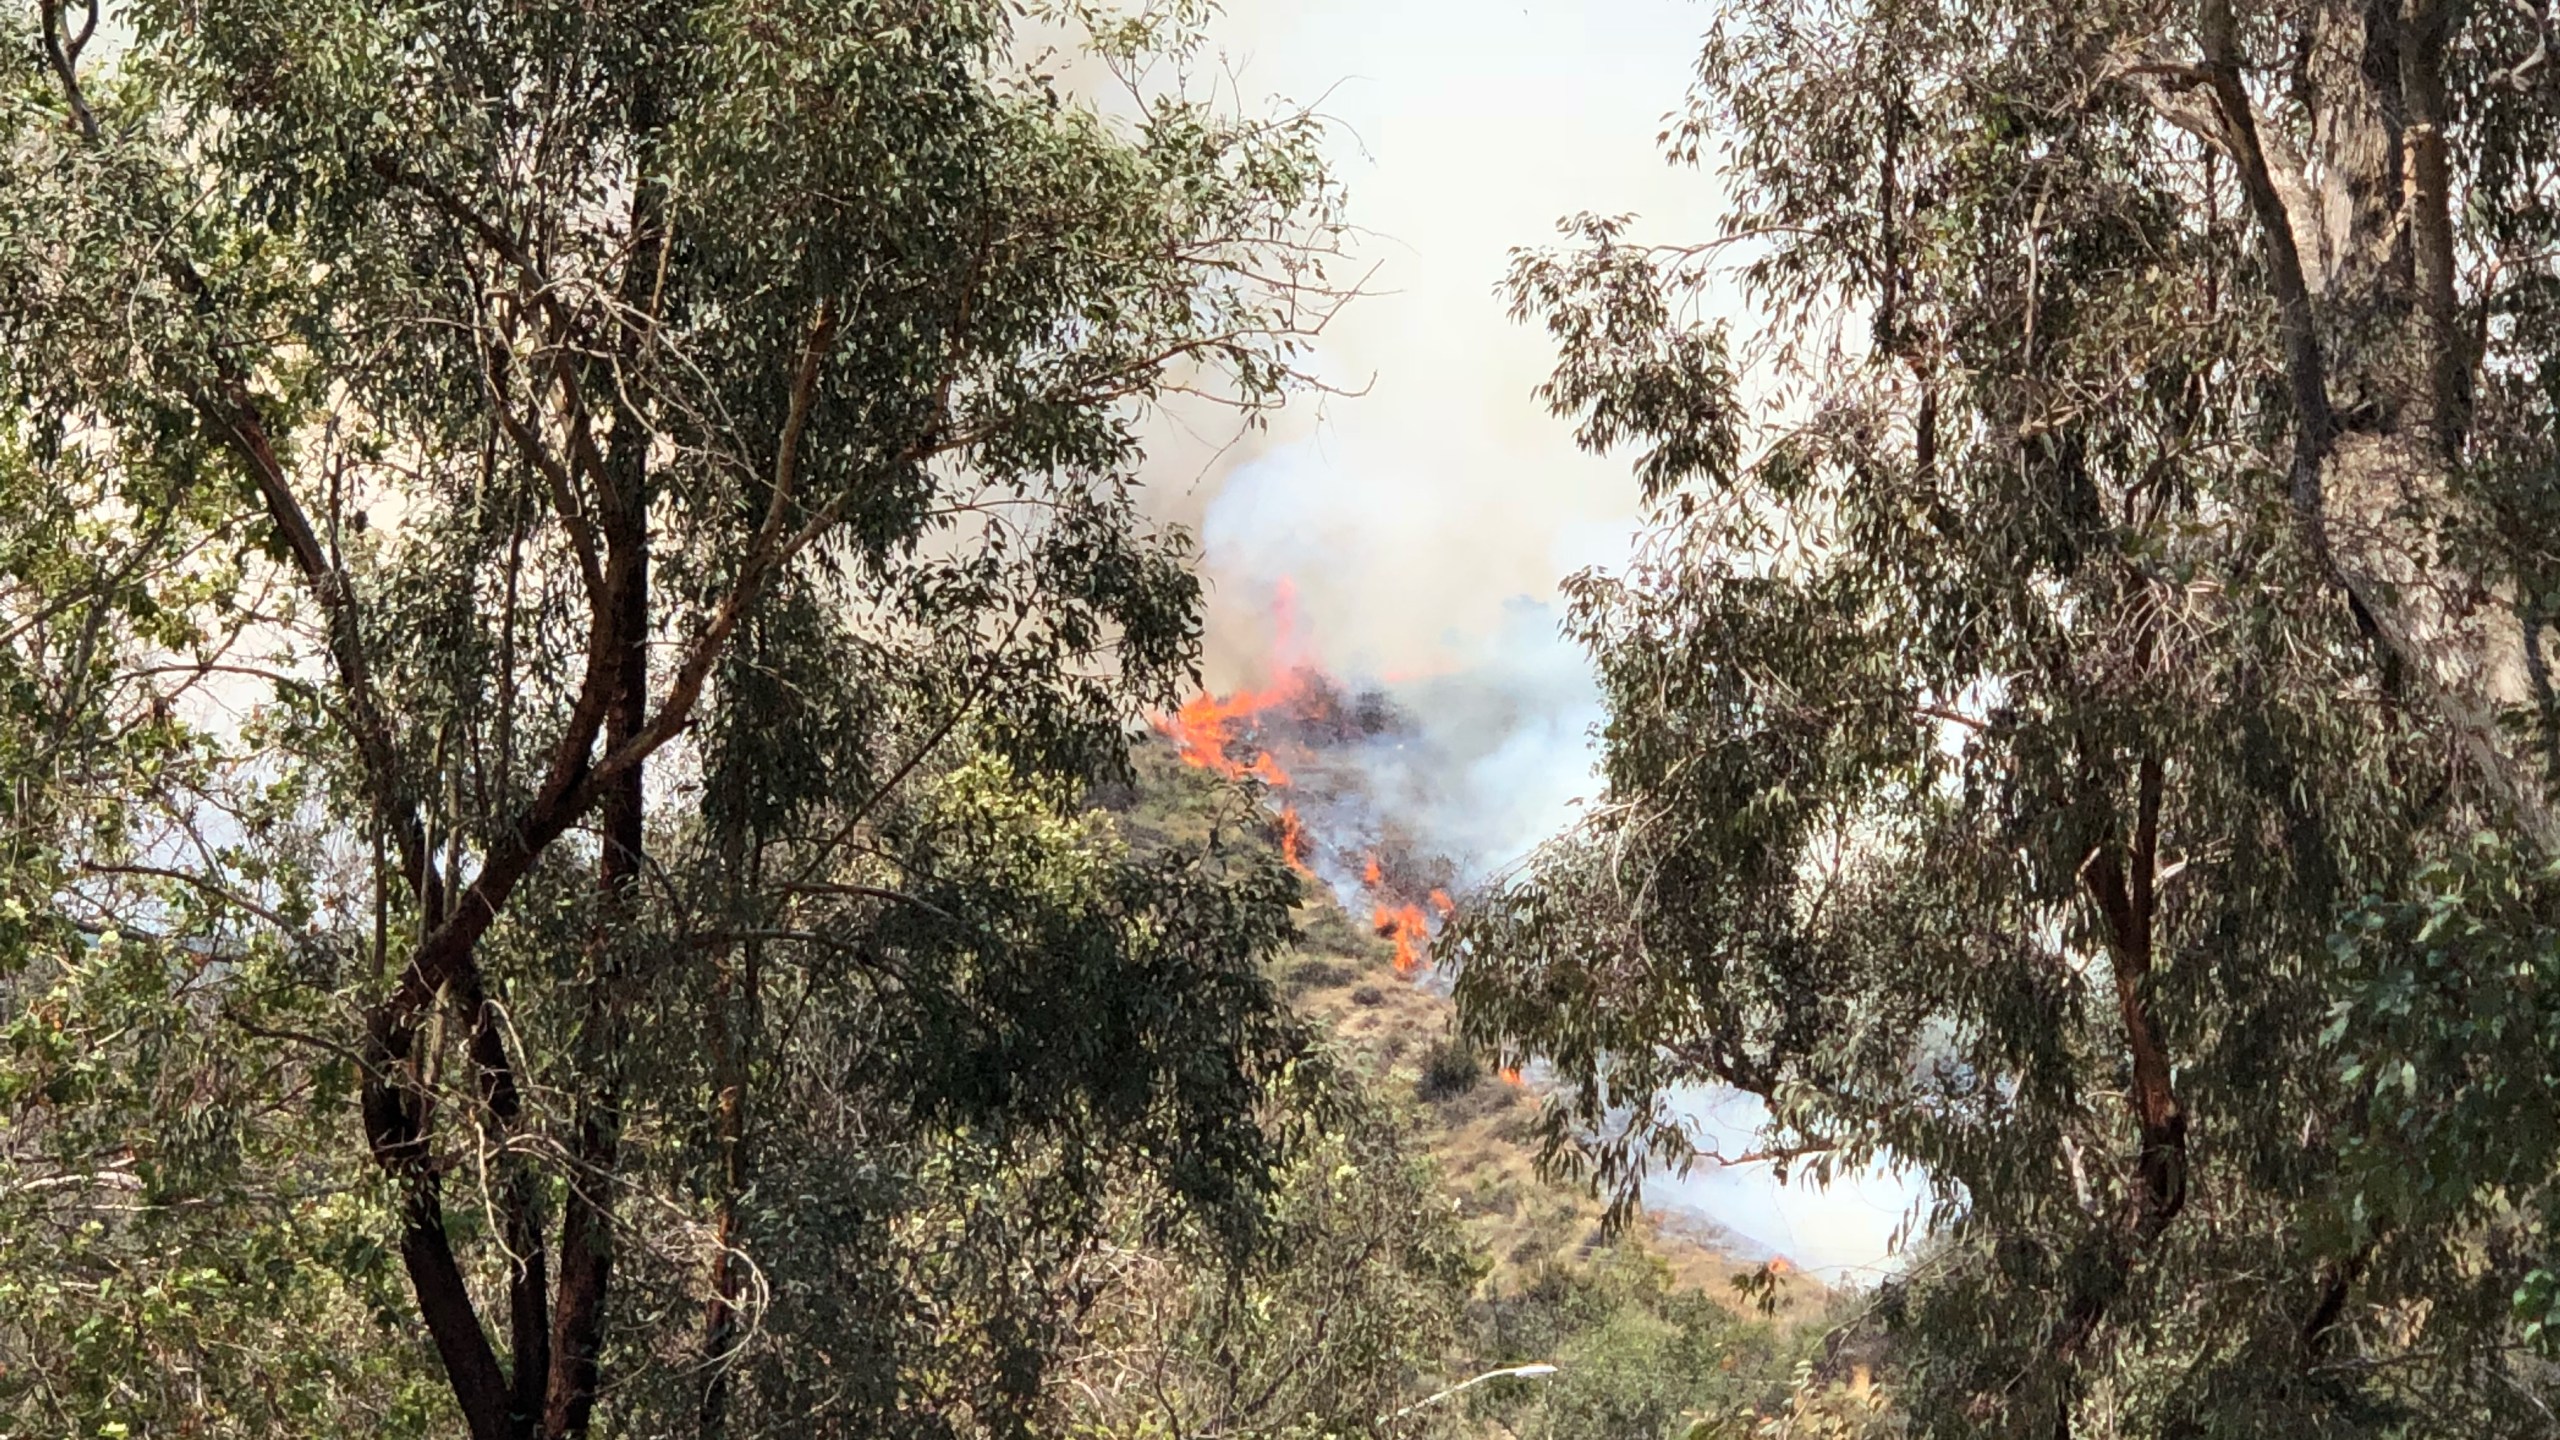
1150,0 -> 1723,684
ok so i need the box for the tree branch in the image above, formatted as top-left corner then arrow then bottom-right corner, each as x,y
2200,0 -> 2337,521
38,0 -> 100,142
192,379 -> 441,921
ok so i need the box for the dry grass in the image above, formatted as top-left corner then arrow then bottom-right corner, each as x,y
1102,739 -> 1826,1318
1280,897 -> 1825,1319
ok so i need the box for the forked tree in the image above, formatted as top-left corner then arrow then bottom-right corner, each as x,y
5,1 -> 1350,1435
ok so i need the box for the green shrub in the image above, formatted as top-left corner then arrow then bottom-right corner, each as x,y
1416,1039 -> 1484,1100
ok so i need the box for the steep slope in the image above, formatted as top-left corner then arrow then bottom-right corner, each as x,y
1102,740 -> 1824,1318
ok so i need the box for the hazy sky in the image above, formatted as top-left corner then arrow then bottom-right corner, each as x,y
1149,0 -> 1725,686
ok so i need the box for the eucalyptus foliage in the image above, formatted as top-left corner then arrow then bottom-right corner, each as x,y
0,1 -> 1398,1435
1455,2 -> 2560,1435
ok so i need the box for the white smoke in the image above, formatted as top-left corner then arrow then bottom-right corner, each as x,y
1153,0 -> 1932,1284
1197,439 -> 1630,876
1197,440 -> 1931,1282
1647,1089 -> 1935,1286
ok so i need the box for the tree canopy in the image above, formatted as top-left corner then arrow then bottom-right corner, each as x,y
0,1 -> 1413,1435
1456,1 -> 2560,1434
21,0 -> 2560,1436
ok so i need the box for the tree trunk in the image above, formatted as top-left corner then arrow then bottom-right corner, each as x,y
2203,0 -> 2558,854
542,272 -> 657,1440
697,931 -> 754,1438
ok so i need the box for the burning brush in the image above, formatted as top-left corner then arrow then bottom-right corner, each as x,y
1151,663 -> 1457,977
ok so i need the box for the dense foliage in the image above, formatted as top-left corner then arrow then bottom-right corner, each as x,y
1456,1 -> 2560,1435
1467,1250 -> 1888,1440
0,1 -> 1452,1435
29,0 -> 2560,1433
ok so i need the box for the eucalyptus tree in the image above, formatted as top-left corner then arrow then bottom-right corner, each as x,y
3,0 -> 1359,1435
1454,1 -> 2560,1434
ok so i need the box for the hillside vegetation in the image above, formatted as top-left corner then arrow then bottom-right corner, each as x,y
17,0 -> 2560,1433
1103,742 -> 1885,1437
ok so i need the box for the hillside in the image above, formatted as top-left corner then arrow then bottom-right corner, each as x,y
1103,739 -> 1824,1320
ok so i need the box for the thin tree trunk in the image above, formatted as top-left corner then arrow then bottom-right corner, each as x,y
541,345 -> 652,1440
697,929 -> 755,1437
540,77 -> 668,1432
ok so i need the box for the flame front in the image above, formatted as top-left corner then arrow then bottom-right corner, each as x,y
1150,580 -> 1461,983
1155,682 -> 1298,783
1371,902 -> 1428,976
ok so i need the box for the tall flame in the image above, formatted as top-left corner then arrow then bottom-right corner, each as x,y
1372,902 -> 1428,976
1151,577 -> 1457,981
1276,806 -> 1312,874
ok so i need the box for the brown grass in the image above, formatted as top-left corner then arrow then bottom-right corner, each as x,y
1279,893 -> 1825,1318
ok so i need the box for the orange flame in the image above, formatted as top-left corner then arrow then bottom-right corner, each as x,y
1372,902 -> 1428,975
1151,576 -> 1453,981
1276,806 -> 1311,874
1154,681 -> 1298,783
1499,1066 -> 1523,1085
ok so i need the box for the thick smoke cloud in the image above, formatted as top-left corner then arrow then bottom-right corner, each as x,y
1143,0 -> 1717,672
1197,441 -> 1620,880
